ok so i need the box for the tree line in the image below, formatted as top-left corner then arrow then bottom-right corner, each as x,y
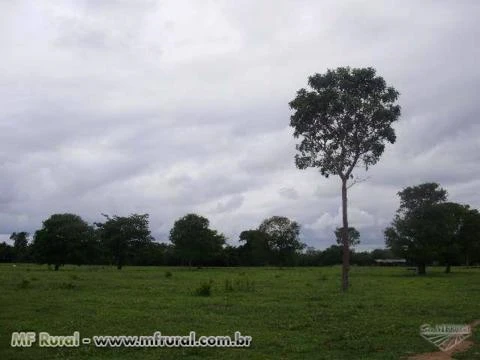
0,215 -> 391,269
1,214 -> 305,269
1,182 -> 478,271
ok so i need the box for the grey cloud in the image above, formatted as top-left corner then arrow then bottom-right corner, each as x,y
278,187 -> 299,200
214,195 -> 244,213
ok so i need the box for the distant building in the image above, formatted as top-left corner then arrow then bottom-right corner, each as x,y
374,259 -> 407,266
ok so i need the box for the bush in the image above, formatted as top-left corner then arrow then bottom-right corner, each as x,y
194,282 -> 212,296
18,279 -> 30,289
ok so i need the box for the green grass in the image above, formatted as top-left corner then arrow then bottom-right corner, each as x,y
1,265 -> 479,359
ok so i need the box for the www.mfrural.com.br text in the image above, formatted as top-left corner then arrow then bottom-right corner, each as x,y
11,331 -> 252,348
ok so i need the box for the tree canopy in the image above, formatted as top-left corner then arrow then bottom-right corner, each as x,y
169,213 -> 225,266
10,232 -> 29,262
334,227 -> 360,247
458,208 -> 480,266
238,230 -> 272,266
258,216 -> 305,266
32,213 -> 95,270
397,182 -> 447,215
95,213 -> 153,269
289,67 -> 400,178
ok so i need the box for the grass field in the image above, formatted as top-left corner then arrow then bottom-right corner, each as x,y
1,265 -> 479,360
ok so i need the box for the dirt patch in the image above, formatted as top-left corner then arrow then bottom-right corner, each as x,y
408,320 -> 479,360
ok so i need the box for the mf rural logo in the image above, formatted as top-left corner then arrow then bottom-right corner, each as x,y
420,324 -> 471,351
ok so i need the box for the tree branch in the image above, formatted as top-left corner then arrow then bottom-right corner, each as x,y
346,175 -> 371,189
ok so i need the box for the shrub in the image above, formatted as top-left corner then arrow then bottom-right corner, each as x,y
18,279 -> 30,289
195,282 -> 212,296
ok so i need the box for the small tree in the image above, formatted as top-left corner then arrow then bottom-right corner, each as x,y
435,202 -> 469,273
458,208 -> 480,266
10,232 -> 29,262
319,245 -> 343,266
0,242 -> 15,262
385,182 -> 448,275
258,216 -> 305,266
238,230 -> 272,266
32,214 -> 94,270
169,214 -> 225,266
334,227 -> 360,248
289,67 -> 400,290
96,213 -> 154,269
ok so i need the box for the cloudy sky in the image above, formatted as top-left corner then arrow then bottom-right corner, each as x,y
1,0 -> 479,250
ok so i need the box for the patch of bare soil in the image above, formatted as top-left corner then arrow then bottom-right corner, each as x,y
407,320 -> 479,360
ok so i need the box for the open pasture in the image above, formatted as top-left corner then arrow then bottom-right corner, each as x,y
1,265 -> 479,359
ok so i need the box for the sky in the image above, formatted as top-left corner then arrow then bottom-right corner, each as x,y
1,0 -> 479,250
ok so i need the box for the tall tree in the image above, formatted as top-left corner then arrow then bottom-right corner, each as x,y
258,216 -> 305,266
334,227 -> 360,248
10,232 -> 29,262
385,182 -> 448,275
169,213 -> 225,266
95,213 -> 153,270
289,67 -> 401,290
32,214 -> 94,270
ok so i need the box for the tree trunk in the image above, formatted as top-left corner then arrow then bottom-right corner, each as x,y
417,263 -> 426,275
54,264 -> 59,271
341,179 -> 350,292
445,263 -> 451,274
117,254 -> 124,270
